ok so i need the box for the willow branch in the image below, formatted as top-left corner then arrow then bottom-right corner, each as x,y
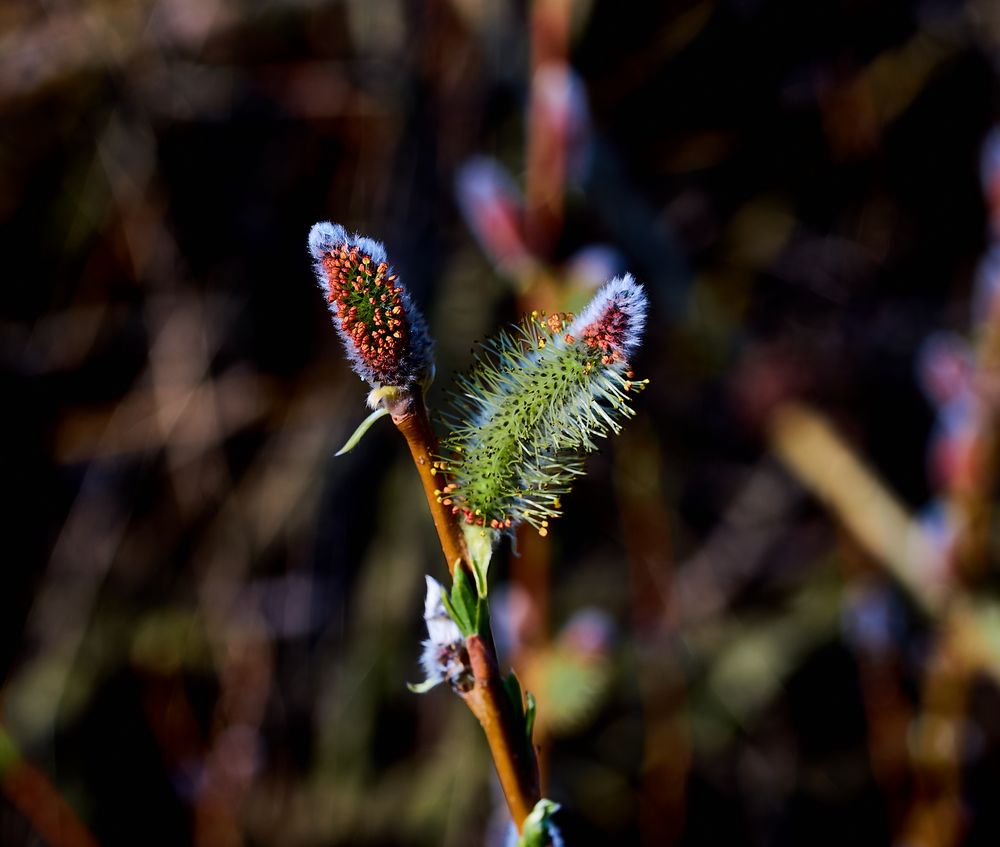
768,402 -> 942,614
463,635 -> 542,830
391,391 -> 542,831
390,392 -> 469,576
1,735 -> 99,847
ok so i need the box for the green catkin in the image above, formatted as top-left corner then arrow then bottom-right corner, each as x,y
442,276 -> 648,538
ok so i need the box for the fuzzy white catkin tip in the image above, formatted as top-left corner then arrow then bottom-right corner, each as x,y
566,273 -> 647,361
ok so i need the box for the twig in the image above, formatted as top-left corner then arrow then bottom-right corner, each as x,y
390,393 -> 470,577
768,401 -> 1000,684
391,392 -> 543,832
463,636 -> 542,828
768,402 -> 942,613
0,727 -> 99,847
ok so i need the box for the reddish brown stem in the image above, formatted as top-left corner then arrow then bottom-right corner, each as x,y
391,395 -> 469,576
2,761 -> 100,847
391,392 -> 542,831
463,636 -> 542,830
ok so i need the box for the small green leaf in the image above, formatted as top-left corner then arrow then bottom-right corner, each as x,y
334,407 -> 389,456
475,594 -> 490,639
524,691 -> 537,746
440,587 -> 471,637
502,671 -> 523,716
500,672 -> 539,761
449,566 -> 478,637
517,798 -> 561,847
406,678 -> 440,694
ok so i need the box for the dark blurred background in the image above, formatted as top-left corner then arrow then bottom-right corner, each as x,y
4,0 -> 1000,845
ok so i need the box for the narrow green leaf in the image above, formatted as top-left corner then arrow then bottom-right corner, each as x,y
524,690 -> 536,746
334,407 -> 389,456
517,798 -> 561,847
449,566 -> 477,637
440,586 -> 472,637
502,671 -> 523,718
475,594 -> 490,639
